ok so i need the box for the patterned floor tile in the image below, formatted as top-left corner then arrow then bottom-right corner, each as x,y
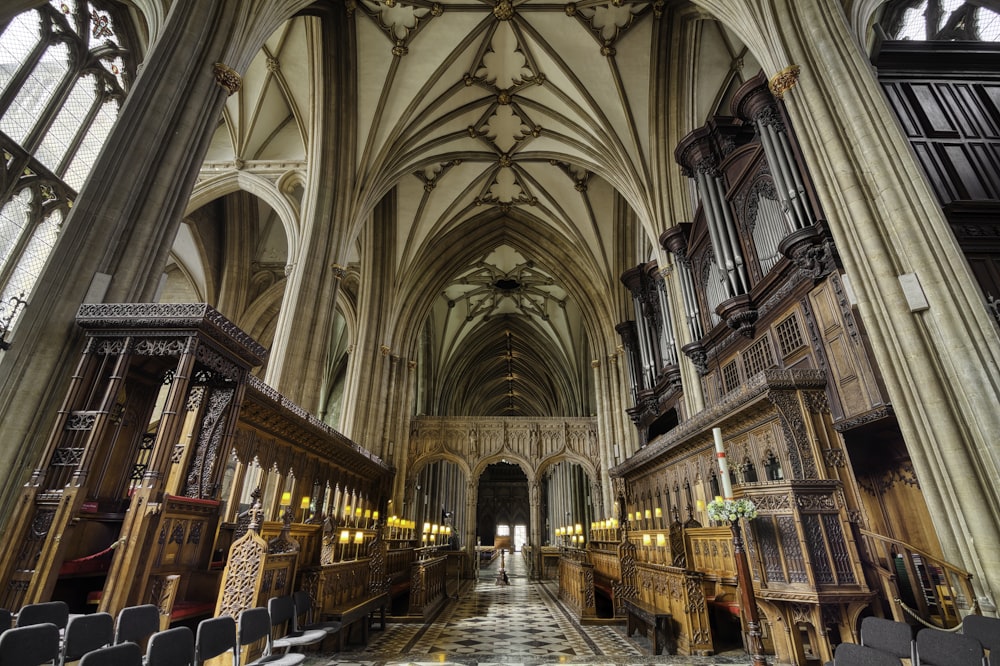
301,554 -> 753,666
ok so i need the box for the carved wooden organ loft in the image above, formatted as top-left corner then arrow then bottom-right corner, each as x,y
0,303 -> 451,636
602,72 -> 977,666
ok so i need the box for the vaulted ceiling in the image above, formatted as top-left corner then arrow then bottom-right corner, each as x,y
177,0 -> 758,420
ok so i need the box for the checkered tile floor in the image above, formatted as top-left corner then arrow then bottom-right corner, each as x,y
300,554 -> 751,665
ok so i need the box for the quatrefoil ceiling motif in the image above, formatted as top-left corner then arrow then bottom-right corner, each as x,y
489,168 -> 523,203
476,23 -> 534,90
577,2 -> 645,45
361,0 -> 434,43
485,106 -> 532,153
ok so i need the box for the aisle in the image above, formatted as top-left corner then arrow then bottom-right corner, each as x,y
303,550 -> 749,665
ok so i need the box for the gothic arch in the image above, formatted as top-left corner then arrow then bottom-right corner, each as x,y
187,170 -> 301,253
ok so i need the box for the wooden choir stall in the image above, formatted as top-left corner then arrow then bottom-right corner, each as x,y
0,303 -> 395,645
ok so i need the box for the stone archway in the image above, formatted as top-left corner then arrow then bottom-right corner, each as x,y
476,461 -> 530,553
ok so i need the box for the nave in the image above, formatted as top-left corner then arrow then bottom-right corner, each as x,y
301,553 -> 747,666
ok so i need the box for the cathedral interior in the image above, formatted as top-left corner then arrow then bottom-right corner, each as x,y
0,0 -> 998,664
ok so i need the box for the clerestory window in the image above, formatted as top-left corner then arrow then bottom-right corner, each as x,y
882,0 -> 1000,41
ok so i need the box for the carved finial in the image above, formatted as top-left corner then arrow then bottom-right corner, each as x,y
248,487 -> 264,532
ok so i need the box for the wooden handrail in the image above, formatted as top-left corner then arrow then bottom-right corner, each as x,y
856,528 -> 976,627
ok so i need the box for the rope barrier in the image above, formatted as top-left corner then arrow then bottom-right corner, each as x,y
894,598 -> 966,632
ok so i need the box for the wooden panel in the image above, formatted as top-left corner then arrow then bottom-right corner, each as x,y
908,83 -> 960,137
635,564 -> 713,655
685,528 -> 735,580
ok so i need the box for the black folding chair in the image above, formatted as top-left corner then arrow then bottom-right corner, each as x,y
145,626 -> 194,666
194,615 -> 236,665
291,590 -> 340,640
266,596 -> 325,653
16,601 -> 69,631
964,615 -> 1000,666
862,616 -> 917,663
0,622 -> 61,665
236,607 -> 305,666
60,612 -> 114,666
834,642 -> 903,666
916,627 -> 986,666
115,604 -> 160,652
78,641 -> 143,666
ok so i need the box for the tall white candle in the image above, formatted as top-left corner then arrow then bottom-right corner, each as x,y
713,427 -> 734,499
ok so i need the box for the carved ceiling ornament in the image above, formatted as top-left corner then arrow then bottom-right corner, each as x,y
570,1 -> 650,54
357,0 -> 442,56
414,160 -> 462,192
476,22 -> 536,91
475,165 -> 538,208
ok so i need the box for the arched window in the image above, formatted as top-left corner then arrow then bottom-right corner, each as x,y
882,0 -> 1000,41
0,1 -> 133,333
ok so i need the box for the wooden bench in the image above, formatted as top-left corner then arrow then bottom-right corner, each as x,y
323,592 -> 389,649
622,597 -> 674,655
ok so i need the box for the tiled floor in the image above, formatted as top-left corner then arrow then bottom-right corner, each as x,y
300,554 -> 753,666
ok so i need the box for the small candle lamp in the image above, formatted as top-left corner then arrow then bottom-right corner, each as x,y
339,530 -> 350,561
354,530 -> 365,559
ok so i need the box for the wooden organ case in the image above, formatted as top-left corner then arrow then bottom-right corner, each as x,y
611,73 -> 902,665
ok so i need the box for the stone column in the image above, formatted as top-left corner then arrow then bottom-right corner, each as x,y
0,0 -> 313,522
689,0 -> 1000,608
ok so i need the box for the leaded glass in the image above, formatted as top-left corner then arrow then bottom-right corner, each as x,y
0,189 -> 33,269
0,209 -> 63,308
891,0 -> 1000,41
0,41 -> 70,145
0,1 -> 131,335
37,72 -> 96,173
0,13 -> 41,93
64,98 -> 115,190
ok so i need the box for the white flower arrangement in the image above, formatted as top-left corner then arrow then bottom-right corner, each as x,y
707,497 -> 758,523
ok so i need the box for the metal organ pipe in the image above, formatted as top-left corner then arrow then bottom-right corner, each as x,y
755,122 -> 799,232
755,194 -> 786,273
656,278 -> 677,366
759,120 -> 812,230
696,170 -> 736,295
776,125 -> 814,229
677,261 -> 703,341
713,175 -> 750,295
632,294 -> 654,387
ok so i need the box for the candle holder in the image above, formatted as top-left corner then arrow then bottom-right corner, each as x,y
708,497 -> 767,666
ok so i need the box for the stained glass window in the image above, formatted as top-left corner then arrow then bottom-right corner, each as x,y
0,1 -> 132,336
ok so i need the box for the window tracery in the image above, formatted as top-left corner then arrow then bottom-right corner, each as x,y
0,1 -> 133,332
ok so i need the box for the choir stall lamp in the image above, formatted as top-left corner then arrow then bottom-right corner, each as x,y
339,530 -> 350,561
354,530 -> 365,559
300,496 -> 310,522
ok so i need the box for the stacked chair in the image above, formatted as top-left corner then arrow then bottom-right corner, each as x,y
60,612 -> 114,665
964,616 -> 1000,666
831,615 -> 1000,666
0,622 -> 61,665
0,592 -> 340,666
79,642 -> 143,666
266,595 -> 327,654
